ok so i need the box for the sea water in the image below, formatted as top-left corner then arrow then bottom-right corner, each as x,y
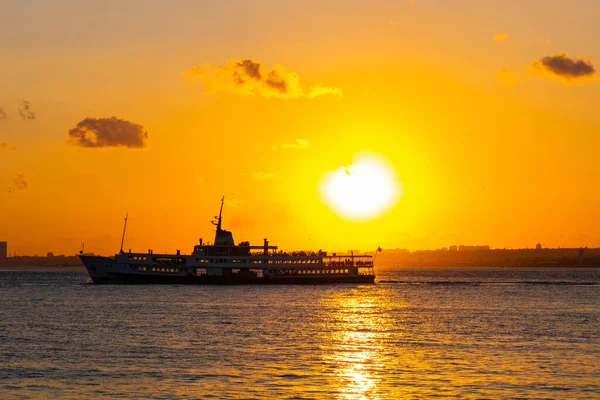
1,267 -> 599,399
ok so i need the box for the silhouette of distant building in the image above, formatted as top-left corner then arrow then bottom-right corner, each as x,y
47,252 -> 54,257
458,245 -> 490,251
536,243 -> 542,250
0,241 -> 7,260
449,245 -> 458,252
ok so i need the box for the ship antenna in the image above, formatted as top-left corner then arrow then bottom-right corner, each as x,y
120,213 -> 128,253
212,196 -> 224,232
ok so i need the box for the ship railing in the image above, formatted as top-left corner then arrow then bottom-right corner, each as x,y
194,255 -> 374,268
194,256 -> 322,267
250,251 -> 323,257
323,260 -> 374,267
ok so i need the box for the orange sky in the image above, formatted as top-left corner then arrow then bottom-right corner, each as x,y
1,0 -> 600,255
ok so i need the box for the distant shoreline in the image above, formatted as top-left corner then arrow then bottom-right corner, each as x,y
0,265 -> 86,271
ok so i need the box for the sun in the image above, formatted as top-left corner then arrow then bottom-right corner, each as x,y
319,152 -> 402,221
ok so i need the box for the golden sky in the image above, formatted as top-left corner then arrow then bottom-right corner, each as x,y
1,0 -> 600,255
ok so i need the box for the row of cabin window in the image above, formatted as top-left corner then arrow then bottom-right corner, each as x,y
128,256 -> 187,264
273,269 -> 349,275
196,258 -> 320,264
153,257 -> 186,265
133,265 -> 183,273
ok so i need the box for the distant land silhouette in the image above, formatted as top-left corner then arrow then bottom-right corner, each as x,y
0,254 -> 83,267
1,246 -> 600,268
368,246 -> 600,268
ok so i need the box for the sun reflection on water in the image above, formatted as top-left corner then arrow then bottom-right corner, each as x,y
320,287 -> 398,400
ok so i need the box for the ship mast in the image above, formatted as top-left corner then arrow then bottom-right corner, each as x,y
120,213 -> 128,253
212,196 -> 235,246
212,196 -> 224,232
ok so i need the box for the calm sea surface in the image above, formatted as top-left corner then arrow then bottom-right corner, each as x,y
1,267 -> 599,399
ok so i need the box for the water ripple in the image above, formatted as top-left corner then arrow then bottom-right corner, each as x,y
0,268 -> 599,398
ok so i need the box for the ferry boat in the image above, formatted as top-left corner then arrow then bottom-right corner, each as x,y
80,198 -> 377,284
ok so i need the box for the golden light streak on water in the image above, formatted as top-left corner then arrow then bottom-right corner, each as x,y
336,335 -> 377,400
320,287 -> 399,399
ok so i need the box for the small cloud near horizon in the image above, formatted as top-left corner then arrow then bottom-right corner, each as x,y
493,32 -> 510,41
183,59 -> 342,99
18,100 -> 36,120
272,138 -> 311,150
531,53 -> 596,82
68,117 -> 149,148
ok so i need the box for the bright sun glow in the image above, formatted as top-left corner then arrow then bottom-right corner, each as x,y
320,152 -> 402,220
